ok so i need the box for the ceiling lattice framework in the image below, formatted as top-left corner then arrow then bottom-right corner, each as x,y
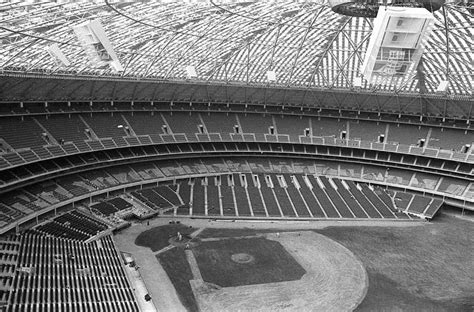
0,0 -> 472,96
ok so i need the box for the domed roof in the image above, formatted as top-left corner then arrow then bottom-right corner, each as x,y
0,0 -> 472,96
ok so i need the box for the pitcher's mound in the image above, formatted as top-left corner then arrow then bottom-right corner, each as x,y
231,253 -> 255,264
192,231 -> 368,312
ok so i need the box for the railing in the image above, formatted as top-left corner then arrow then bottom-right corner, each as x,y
1,158 -> 472,235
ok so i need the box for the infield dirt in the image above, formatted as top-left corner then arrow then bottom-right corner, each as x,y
191,231 -> 368,312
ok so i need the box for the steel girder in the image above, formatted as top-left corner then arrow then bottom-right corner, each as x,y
0,1 -> 472,96
0,75 -> 472,119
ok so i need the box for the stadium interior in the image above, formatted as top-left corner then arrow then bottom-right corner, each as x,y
0,0 -> 473,311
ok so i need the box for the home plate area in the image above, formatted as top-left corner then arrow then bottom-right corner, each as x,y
189,232 -> 368,312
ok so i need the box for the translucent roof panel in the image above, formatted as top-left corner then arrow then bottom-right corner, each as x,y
0,0 -> 472,96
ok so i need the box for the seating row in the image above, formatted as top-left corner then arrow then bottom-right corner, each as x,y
32,211 -> 109,242
164,173 -> 441,219
5,233 -> 139,312
1,137 -> 471,193
0,112 -> 472,170
1,158 -> 469,230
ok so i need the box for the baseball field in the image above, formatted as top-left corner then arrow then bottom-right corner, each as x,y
114,213 -> 473,311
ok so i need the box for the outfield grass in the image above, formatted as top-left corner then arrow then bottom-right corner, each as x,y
192,237 -> 306,287
145,214 -> 473,311
157,248 -> 198,312
315,214 -> 474,311
135,223 -> 195,252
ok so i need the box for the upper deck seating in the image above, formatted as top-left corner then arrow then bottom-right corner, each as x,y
81,113 -> 128,138
161,112 -> 202,135
349,120 -> 386,142
239,113 -> 274,136
0,112 -> 471,169
429,127 -> 472,152
274,115 -> 310,141
0,117 -> 46,150
122,112 -> 163,136
36,115 -> 88,144
311,117 -> 346,137
388,123 -> 429,146
200,112 -> 237,135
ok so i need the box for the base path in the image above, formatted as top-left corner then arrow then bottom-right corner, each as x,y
191,231 -> 368,312
114,224 -> 187,312
185,249 -> 203,280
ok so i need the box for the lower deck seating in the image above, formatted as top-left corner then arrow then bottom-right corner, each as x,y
405,195 -> 444,218
154,186 -> 181,206
131,185 -> 182,211
393,192 -> 414,210
107,198 -> 132,211
0,235 -> 20,303
90,202 -> 117,216
423,199 -> 444,218
5,233 -> 139,312
146,173 -> 423,220
192,179 -> 206,215
234,185 -> 252,216
90,197 -> 136,217
33,221 -> 90,241
134,188 -> 172,209
0,158 -> 462,231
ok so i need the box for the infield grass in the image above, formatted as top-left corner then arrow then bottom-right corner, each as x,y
192,237 -> 306,287
140,213 -> 473,311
